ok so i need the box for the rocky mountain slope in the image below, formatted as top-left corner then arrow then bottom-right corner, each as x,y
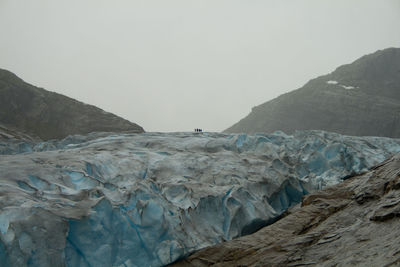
1,131 -> 400,266
225,47 -> 400,138
173,154 -> 400,267
0,69 -> 144,140
0,123 -> 37,142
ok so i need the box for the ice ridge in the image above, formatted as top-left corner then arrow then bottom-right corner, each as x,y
0,131 -> 400,266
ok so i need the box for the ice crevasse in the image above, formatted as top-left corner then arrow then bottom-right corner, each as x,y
1,130 -> 400,266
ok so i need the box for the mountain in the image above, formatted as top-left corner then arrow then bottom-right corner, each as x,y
172,154 -> 400,267
225,47 -> 400,137
0,69 -> 144,140
1,130 -> 400,266
0,123 -> 37,142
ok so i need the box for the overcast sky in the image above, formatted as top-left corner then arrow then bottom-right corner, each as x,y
0,0 -> 399,132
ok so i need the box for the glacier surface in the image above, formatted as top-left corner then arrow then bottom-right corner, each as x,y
1,130 -> 400,266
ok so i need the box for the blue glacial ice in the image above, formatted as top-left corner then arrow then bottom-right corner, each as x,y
1,130 -> 400,266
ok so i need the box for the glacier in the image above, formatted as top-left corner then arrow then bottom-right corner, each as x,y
1,130 -> 400,266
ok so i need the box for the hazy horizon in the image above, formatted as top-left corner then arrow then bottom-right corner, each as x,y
1,0 -> 399,132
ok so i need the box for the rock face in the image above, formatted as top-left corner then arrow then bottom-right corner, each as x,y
0,69 -> 144,140
1,131 -> 400,266
225,47 -> 400,138
172,154 -> 400,267
0,123 -> 38,142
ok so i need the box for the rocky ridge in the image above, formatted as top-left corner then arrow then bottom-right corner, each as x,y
225,47 -> 400,138
0,68 -> 144,140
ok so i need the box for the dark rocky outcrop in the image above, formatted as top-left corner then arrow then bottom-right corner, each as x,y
0,69 -> 144,140
172,155 -> 400,266
225,47 -> 400,138
0,123 -> 38,142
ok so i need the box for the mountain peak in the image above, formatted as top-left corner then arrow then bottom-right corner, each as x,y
0,69 -> 144,140
225,47 -> 400,137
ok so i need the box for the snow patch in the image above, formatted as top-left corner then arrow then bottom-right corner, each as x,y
326,80 -> 338,85
340,85 -> 355,90
326,80 -> 357,90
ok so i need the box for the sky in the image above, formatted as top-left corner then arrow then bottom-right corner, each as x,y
0,1 -> 399,132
